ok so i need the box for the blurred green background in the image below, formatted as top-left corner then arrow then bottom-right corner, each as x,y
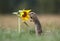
0,0 -> 60,14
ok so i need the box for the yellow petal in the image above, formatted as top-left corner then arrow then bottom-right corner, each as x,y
23,9 -> 31,11
20,12 -> 24,17
19,9 -> 31,22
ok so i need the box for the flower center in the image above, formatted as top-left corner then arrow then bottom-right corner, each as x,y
22,12 -> 27,17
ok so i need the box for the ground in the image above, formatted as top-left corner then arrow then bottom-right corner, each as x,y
0,14 -> 60,41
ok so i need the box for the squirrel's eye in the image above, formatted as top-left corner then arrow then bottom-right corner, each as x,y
31,13 -> 33,14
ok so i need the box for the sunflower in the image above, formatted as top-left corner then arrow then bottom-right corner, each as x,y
19,10 -> 31,22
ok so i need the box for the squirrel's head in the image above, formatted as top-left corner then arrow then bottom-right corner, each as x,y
29,12 -> 36,17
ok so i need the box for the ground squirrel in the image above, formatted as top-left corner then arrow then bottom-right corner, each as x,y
29,12 -> 42,35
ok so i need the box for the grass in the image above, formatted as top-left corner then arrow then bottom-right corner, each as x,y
0,23 -> 60,41
0,14 -> 60,41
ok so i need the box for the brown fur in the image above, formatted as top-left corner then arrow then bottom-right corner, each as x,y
29,12 -> 42,35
